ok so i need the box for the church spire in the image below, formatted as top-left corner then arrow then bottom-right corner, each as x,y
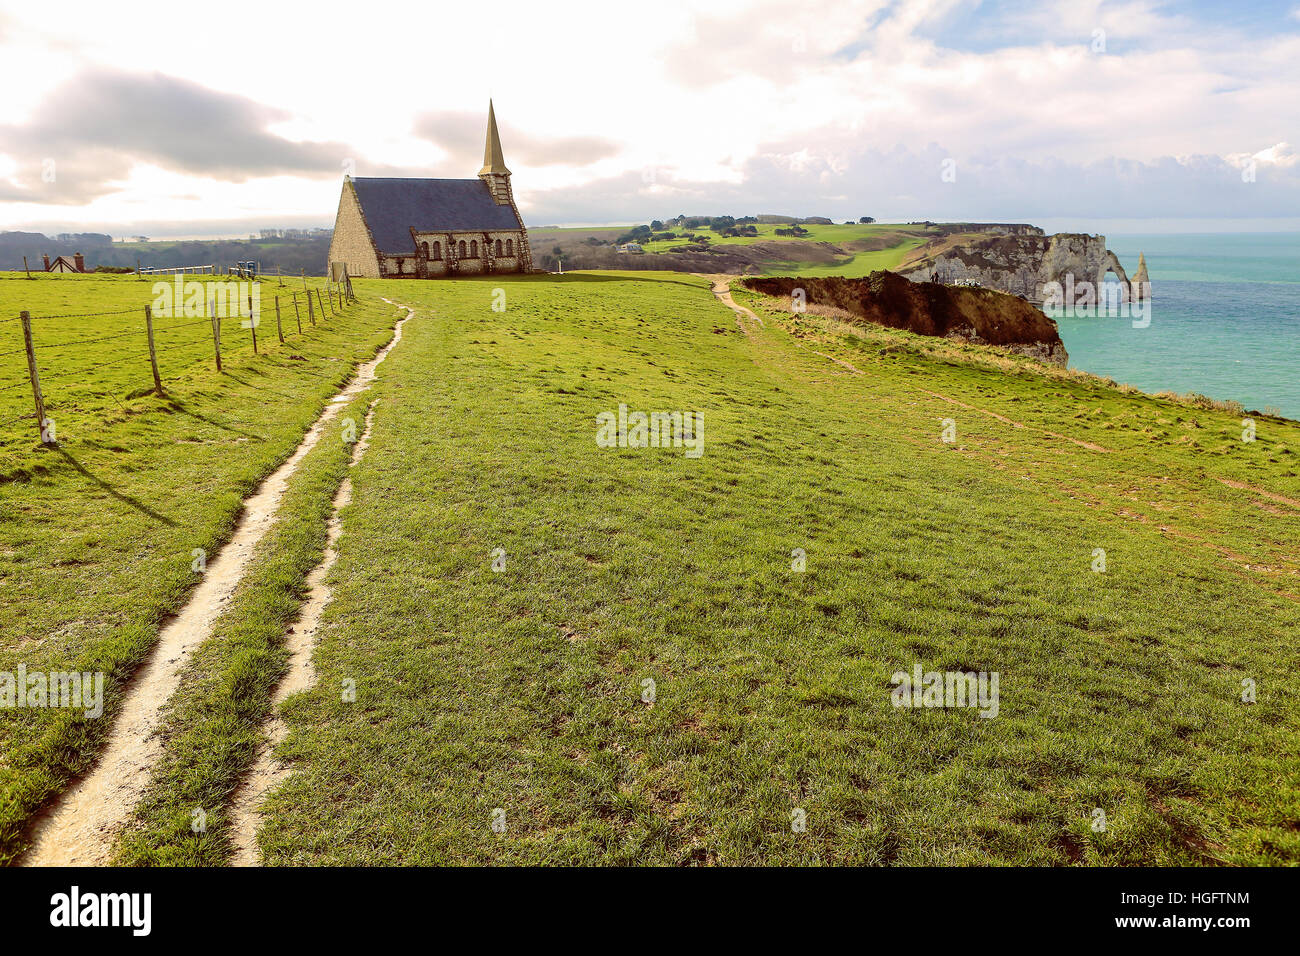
479,100 -> 511,177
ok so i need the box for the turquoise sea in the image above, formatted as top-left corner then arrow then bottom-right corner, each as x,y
1047,234 -> 1299,419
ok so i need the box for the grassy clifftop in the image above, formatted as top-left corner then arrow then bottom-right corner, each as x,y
3,271 -> 1296,865
249,272 -> 1298,865
527,222 -> 931,276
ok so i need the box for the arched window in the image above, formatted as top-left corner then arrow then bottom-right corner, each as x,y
470,239 -> 478,257
506,239 -> 513,256
458,240 -> 466,258
432,241 -> 441,260
420,242 -> 429,259
495,239 -> 503,257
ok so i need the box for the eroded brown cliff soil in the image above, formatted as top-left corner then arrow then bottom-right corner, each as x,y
742,271 -> 1068,365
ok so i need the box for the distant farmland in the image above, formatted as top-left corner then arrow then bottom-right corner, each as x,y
527,221 -> 931,276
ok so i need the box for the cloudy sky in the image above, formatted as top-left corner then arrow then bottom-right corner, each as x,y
1,0 -> 1297,237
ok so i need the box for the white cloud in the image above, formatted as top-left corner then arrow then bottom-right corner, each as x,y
519,134 -> 1300,226
1225,142 -> 1299,169
1,0 -> 1298,232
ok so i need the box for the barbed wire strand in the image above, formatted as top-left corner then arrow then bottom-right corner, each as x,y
28,307 -> 141,320
34,328 -> 143,350
39,354 -> 144,383
154,318 -> 219,332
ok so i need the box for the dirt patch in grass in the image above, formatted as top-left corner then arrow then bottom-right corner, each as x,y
227,397 -> 383,866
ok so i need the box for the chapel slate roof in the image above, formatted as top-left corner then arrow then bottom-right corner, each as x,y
351,177 -> 523,254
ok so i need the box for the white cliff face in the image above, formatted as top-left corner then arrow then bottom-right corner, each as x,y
900,233 -> 1132,304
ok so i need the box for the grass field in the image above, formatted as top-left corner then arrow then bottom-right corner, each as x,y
1,273 -> 345,446
758,235 -> 927,277
636,221 -> 917,250
125,271 -> 1300,865
0,272 -> 400,862
4,271 -> 1298,865
533,222 -> 931,277
635,223 -> 930,276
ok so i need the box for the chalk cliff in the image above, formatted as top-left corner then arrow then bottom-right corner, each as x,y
898,230 -> 1131,304
742,271 -> 1068,366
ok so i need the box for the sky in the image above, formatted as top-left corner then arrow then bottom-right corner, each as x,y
0,0 -> 1297,237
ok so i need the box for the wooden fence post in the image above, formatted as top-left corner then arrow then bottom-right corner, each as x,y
316,289 -> 327,322
292,293 -> 302,333
23,256 -> 31,279
209,293 -> 222,372
248,292 -> 258,353
275,296 -> 284,343
20,311 -> 50,444
306,290 -> 315,327
145,305 -> 163,395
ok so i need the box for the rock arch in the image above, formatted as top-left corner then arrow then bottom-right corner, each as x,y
1097,250 -> 1130,301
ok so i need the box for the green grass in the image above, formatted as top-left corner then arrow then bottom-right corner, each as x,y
634,221 -> 878,248
758,236 -> 927,277
7,269 -> 1299,866
0,272 -> 399,863
224,271 -> 1298,866
0,272 -> 340,440
529,222 -> 929,273
636,221 -> 909,250
631,223 -> 928,276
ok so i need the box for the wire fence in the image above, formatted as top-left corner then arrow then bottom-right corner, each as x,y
2,273 -> 359,442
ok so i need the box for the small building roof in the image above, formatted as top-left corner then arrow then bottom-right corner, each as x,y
351,177 -> 522,254
48,255 -> 82,272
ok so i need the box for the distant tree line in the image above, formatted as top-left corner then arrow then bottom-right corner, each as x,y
0,230 -> 334,275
